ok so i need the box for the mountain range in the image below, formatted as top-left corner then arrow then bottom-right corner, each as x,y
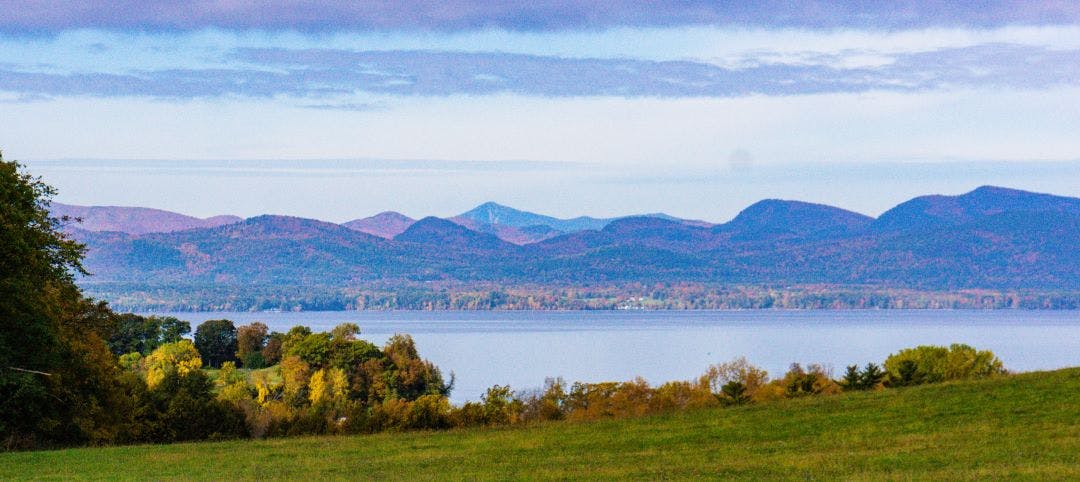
334,202 -> 712,245
57,186 -> 1080,302
51,203 -> 242,235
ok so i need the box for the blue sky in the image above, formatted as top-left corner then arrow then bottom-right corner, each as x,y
2,2 -> 1079,222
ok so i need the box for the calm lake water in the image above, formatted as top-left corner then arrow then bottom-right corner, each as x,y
160,310 -> 1080,402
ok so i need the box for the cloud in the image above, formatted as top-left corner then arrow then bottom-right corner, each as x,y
298,102 -> 384,111
25,158 -> 582,177
3,44 -> 1079,100
2,1 -> 1078,34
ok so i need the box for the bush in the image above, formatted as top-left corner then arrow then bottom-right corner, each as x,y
701,357 -> 770,403
884,344 -> 1006,386
241,351 -> 267,369
406,395 -> 452,430
517,378 -> 569,423
777,363 -> 840,398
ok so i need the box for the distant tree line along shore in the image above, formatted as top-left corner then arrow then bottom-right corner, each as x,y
89,283 -> 1080,312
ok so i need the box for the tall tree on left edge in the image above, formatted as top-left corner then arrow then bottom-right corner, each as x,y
0,152 -> 130,449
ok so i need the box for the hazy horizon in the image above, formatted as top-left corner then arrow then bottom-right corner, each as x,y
4,2 -> 1079,222
20,157 -> 1080,223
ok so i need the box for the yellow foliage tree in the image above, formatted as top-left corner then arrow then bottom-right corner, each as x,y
309,367 -> 350,407
330,367 -> 349,404
280,355 -> 311,402
308,368 -> 330,406
251,370 -> 276,405
143,340 -> 202,389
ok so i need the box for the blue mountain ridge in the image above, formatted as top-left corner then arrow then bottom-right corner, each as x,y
67,186 -> 1080,291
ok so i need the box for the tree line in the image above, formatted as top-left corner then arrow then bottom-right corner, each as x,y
108,315 -> 1012,442
90,282 -> 1080,312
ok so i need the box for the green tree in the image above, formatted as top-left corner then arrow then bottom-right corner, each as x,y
157,316 -> 191,344
840,363 -> 886,391
279,325 -> 313,357
860,363 -> 886,389
193,319 -> 238,368
135,367 -> 247,443
286,332 -> 332,367
840,365 -> 862,391
884,344 -> 1006,387
719,381 -> 750,405
0,153 -> 128,448
108,314 -> 191,356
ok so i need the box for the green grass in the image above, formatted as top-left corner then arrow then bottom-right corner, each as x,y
3,368 -> 1079,480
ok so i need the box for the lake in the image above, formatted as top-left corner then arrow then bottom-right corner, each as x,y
160,310 -> 1080,402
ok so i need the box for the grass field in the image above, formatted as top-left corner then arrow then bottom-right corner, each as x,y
3,368 -> 1079,480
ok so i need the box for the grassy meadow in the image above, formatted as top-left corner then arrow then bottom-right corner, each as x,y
3,367 -> 1078,480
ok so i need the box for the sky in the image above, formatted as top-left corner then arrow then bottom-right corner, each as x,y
2,2 -> 1080,222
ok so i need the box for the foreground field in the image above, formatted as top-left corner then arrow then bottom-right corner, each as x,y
3,368 -> 1079,480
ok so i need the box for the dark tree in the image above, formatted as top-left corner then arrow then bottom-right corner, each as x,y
158,316 -> 191,344
840,365 -> 862,391
895,359 -> 921,386
108,314 -> 192,356
193,319 -> 238,368
859,363 -> 886,389
720,381 -> 750,405
108,313 -> 161,355
0,153 -> 128,448
261,332 -> 285,366
236,322 -> 269,368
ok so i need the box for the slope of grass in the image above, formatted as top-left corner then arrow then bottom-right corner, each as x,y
3,368 -> 1079,480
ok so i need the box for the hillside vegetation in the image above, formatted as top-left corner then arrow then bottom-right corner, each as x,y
4,368 -> 1078,480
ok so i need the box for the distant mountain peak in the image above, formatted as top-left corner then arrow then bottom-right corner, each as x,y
874,185 -> 1080,231
395,216 -> 512,251
718,199 -> 872,240
226,215 -> 350,238
372,210 -> 412,219
49,202 -> 241,235
970,185 -> 1019,195
343,211 -> 416,239
474,201 -> 508,210
458,202 -> 552,226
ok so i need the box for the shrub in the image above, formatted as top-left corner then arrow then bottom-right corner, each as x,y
884,344 -> 1006,386
840,363 -> 886,391
777,363 -> 840,398
701,357 -> 770,403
